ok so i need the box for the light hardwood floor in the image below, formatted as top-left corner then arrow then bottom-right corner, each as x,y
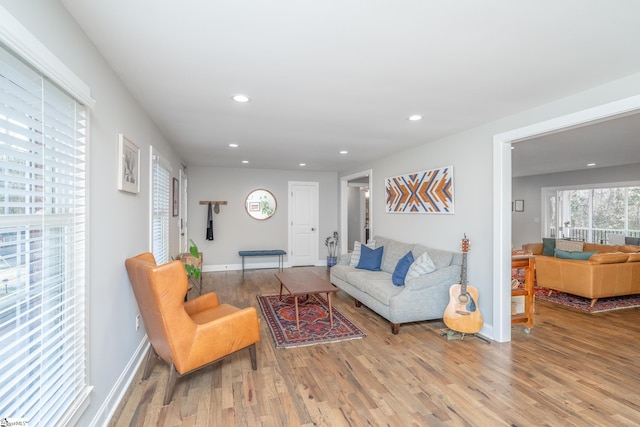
110,267 -> 640,426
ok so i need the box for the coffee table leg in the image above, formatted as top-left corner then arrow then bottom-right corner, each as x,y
327,292 -> 334,328
279,281 -> 283,300
295,296 -> 300,330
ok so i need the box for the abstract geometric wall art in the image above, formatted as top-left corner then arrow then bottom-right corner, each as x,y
385,166 -> 454,214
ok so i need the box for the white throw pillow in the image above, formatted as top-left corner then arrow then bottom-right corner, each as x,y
350,240 -> 375,266
405,251 -> 436,279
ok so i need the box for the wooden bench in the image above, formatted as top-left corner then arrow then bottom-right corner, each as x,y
238,250 -> 286,274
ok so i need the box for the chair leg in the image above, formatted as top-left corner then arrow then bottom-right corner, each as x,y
163,363 -> 179,406
142,345 -> 157,380
249,344 -> 257,370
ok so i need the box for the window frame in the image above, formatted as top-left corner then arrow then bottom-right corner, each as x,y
0,44 -> 92,425
542,180 -> 640,242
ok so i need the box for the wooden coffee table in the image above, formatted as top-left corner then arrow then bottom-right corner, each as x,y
274,270 -> 339,330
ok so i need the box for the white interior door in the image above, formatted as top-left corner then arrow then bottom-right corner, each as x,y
289,181 -> 319,266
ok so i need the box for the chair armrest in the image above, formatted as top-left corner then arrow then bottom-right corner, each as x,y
184,292 -> 220,315
176,306 -> 261,374
194,307 -> 260,353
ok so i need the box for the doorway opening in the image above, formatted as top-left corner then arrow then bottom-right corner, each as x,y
493,94 -> 640,343
340,170 -> 373,256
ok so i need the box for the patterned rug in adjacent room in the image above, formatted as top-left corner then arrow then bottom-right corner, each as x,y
513,277 -> 640,313
257,294 -> 366,348
535,287 -> 640,313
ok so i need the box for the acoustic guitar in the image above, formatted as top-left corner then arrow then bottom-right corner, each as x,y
443,235 -> 483,334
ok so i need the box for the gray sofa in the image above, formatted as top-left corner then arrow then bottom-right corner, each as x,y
330,236 -> 462,334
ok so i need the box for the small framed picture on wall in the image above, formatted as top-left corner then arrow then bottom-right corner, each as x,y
117,134 -> 140,193
514,200 -> 524,212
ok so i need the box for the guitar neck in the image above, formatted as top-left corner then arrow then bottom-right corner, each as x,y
460,252 -> 468,293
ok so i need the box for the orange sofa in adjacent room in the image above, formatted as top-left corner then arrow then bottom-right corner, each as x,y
522,241 -> 640,307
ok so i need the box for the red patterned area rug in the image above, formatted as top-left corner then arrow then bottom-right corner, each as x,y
535,287 -> 640,313
257,294 -> 366,348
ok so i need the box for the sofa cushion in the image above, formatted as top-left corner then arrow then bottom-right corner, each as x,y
556,240 -> 584,252
392,251 -> 414,286
356,245 -> 384,271
380,239 -> 415,273
589,252 -> 629,264
554,249 -> 598,260
627,253 -> 640,262
619,244 -> 640,253
366,278 -> 404,305
626,236 -> 640,246
542,238 -> 556,256
412,245 -> 453,269
330,264 -> 352,282
406,251 -> 437,280
583,243 -> 618,253
344,270 -> 389,292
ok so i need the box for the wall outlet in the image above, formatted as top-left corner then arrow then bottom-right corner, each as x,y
135,314 -> 141,331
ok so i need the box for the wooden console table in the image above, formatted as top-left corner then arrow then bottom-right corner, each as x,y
511,255 -> 535,333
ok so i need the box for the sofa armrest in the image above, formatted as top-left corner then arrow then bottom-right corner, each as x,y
337,253 -> 351,265
404,264 -> 461,291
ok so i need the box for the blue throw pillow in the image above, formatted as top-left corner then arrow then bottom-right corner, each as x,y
392,251 -> 414,286
356,244 -> 384,271
554,248 -> 599,260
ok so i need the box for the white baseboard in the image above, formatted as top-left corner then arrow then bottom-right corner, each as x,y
89,337 -> 149,427
203,261 -> 325,272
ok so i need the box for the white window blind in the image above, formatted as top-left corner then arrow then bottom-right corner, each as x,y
0,44 -> 90,425
152,150 -> 171,264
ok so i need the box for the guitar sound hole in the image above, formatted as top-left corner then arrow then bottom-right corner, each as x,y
458,293 -> 469,304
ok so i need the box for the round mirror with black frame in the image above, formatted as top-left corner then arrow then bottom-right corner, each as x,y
245,189 -> 277,220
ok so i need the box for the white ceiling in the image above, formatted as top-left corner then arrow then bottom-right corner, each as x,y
60,0 -> 640,173
512,111 -> 640,177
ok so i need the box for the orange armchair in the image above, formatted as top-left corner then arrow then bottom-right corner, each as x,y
125,253 -> 260,405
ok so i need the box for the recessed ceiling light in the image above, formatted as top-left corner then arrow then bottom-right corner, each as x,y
587,163 -> 596,167
408,114 -> 423,121
340,150 -> 348,155
232,94 -> 250,103
229,143 -> 238,148
242,160 -> 249,164
299,163 -> 306,167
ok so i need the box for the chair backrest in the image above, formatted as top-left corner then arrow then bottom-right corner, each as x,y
125,253 -> 193,365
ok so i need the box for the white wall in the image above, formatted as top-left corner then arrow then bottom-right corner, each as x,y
187,166 -> 338,269
512,163 -> 640,248
0,2 -> 185,425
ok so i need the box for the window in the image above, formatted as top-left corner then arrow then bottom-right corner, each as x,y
0,45 -> 89,424
151,149 -> 171,264
543,183 -> 640,243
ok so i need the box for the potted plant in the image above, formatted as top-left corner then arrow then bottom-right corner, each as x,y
325,231 -> 339,268
182,239 -> 202,282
